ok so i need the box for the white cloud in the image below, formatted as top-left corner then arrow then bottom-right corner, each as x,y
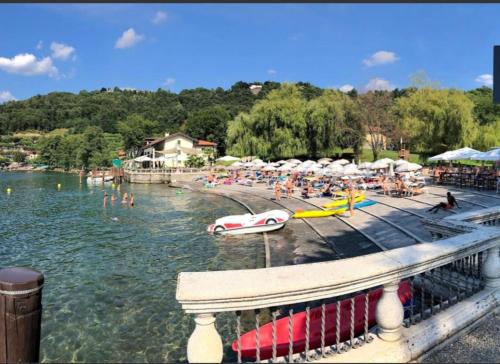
267,69 -> 277,75
115,28 -> 145,49
50,42 -> 76,61
163,78 -> 175,86
0,53 -> 58,77
36,41 -> 43,50
363,50 -> 399,67
0,91 -> 16,103
365,78 -> 395,91
339,84 -> 354,93
475,74 -> 493,86
152,11 -> 168,25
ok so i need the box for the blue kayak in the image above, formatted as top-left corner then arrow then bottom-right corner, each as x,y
333,199 -> 377,210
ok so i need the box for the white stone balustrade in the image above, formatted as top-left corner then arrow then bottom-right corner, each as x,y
176,207 -> 500,363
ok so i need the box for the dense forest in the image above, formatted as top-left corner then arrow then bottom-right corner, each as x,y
0,81 -> 499,169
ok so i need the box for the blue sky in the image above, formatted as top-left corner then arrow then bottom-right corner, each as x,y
0,4 -> 499,102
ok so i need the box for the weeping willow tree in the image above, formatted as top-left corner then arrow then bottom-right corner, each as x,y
227,84 -> 308,159
392,88 -> 477,155
227,84 -> 364,159
304,89 -> 363,159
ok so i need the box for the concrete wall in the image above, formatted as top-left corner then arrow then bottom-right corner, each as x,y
124,171 -> 205,184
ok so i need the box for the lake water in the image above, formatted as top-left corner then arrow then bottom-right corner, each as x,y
0,172 -> 265,362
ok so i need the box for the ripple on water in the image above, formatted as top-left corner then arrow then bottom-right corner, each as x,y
0,172 -> 265,362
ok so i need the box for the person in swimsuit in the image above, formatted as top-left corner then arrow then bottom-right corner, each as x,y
129,193 -> 135,207
122,192 -> 129,204
274,181 -> 282,201
428,192 -> 460,213
111,194 -> 117,204
285,178 -> 294,199
347,184 -> 356,217
103,192 -> 108,207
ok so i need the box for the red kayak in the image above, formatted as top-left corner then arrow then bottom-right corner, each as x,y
232,281 -> 411,360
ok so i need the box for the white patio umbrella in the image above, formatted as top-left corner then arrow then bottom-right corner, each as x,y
343,163 -> 361,175
327,163 -> 345,173
231,161 -> 243,167
302,160 -> 316,166
276,160 -> 287,165
428,151 -> 453,162
277,164 -> 293,171
293,165 -> 307,172
270,162 -> 281,167
444,147 -> 481,161
370,161 -> 389,169
395,162 -> 423,172
394,159 -> 408,166
469,148 -> 500,161
243,162 -> 254,168
134,155 -> 152,162
252,158 -> 264,164
287,159 -> 302,164
216,155 -> 241,162
376,158 -> 394,164
358,162 -> 373,170
332,159 -> 350,165
317,158 -> 332,165
263,165 -> 277,171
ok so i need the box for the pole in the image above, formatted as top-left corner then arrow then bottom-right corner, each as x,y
0,267 -> 44,363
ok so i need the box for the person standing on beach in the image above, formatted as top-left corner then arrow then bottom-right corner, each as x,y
347,183 -> 356,217
274,181 -> 282,201
285,178 -> 293,199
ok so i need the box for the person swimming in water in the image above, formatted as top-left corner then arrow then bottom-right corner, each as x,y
111,194 -> 117,204
103,192 -> 108,207
129,193 -> 135,207
428,192 -> 461,214
122,192 -> 129,204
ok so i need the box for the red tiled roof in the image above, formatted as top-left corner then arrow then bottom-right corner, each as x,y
196,140 -> 217,147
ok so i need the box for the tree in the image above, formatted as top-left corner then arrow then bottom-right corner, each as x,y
183,106 -> 231,154
304,90 -> 350,158
227,83 -> 308,159
12,151 -> 26,163
466,87 -> 500,125
358,91 -> 394,161
392,88 -> 477,155
185,155 -> 205,168
117,114 -> 159,156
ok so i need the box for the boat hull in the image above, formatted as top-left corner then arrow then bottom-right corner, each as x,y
214,222 -> 285,235
86,176 -> 113,184
232,281 -> 411,360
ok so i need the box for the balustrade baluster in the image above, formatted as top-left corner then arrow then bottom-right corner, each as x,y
304,306 -> 311,361
429,269 -> 435,315
320,302 -> 326,357
236,311 -> 242,364
363,290 -> 372,343
420,273 -> 426,321
288,308 -> 294,363
409,277 -> 415,325
255,309 -> 260,362
335,300 -> 342,354
349,297 -> 356,350
271,309 -> 278,363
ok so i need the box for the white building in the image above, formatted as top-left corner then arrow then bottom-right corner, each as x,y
141,133 -> 217,167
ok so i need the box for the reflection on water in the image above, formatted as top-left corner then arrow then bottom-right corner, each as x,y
0,172 -> 265,362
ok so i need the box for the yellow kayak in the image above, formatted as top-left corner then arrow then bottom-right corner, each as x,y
323,194 -> 365,208
292,207 -> 348,218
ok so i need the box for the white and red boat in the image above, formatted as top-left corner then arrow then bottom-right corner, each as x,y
207,210 -> 289,235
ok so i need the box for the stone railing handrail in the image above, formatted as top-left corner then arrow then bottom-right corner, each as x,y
177,229 -> 499,314
444,206 -> 500,224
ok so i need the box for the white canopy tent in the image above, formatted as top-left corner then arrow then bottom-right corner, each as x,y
428,147 -> 480,161
469,148 -> 500,161
216,155 -> 241,162
134,155 -> 152,162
